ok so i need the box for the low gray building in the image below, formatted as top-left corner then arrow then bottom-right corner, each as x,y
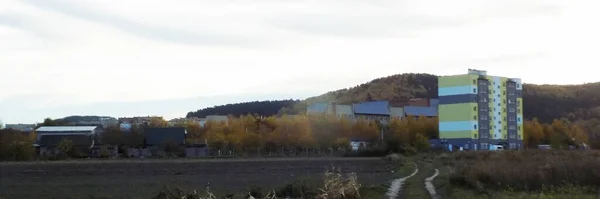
35,126 -> 98,156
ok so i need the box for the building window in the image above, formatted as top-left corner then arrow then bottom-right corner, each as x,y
474,134 -> 478,139
498,103 -> 501,106
473,106 -> 477,111
474,124 -> 478,129
517,118 -> 521,122
498,86 -> 500,89
473,88 -> 476,93
473,79 -> 476,84
474,116 -> 477,120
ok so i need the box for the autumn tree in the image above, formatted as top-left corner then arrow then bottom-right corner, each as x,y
523,118 -> 544,148
149,117 -> 168,128
57,138 -> 74,157
101,126 -> 125,146
0,129 -> 36,161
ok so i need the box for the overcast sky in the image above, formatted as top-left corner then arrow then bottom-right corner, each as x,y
1,0 -> 598,124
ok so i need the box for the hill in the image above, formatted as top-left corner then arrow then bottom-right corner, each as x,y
184,73 -> 599,131
280,73 -> 600,123
186,100 -> 299,118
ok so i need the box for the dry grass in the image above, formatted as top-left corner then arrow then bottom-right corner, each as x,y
445,150 -> 600,193
151,186 -> 217,199
147,168 -> 364,199
316,168 -> 362,199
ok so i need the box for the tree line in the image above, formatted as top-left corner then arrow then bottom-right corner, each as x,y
0,114 -> 595,161
186,100 -> 299,118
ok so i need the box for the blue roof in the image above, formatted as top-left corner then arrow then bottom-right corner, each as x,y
352,101 -> 390,115
307,103 -> 328,113
404,106 -> 437,117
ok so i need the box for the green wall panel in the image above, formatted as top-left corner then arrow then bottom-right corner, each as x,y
439,103 -> 477,121
439,75 -> 477,87
440,130 -> 476,139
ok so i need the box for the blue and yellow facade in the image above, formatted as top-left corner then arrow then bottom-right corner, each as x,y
438,69 -> 523,150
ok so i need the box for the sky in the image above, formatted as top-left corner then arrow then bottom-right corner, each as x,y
1,0 -> 599,124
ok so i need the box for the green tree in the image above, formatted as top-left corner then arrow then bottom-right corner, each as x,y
0,129 -> 36,161
414,133 -> 430,151
42,118 -> 57,126
57,138 -> 74,157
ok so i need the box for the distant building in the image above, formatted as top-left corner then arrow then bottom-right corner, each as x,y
306,102 -> 356,119
352,101 -> 390,123
118,116 -> 163,132
168,117 -> 203,126
334,104 -> 355,119
5,124 -> 36,132
306,102 -> 329,115
389,107 -> 404,120
143,127 -> 187,147
205,115 -> 228,126
438,69 -> 523,150
404,106 -> 437,118
408,98 -> 431,107
35,126 -> 98,156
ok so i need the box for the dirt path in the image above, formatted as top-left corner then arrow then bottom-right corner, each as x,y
385,162 -> 419,199
425,168 -> 440,199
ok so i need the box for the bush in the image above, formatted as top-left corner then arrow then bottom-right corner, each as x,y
0,130 -> 36,161
448,150 -> 600,193
382,153 -> 403,163
316,168 -> 362,199
152,186 -> 216,199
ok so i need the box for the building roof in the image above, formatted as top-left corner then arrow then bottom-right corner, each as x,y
307,103 -> 329,113
144,127 -> 186,146
38,134 -> 95,147
404,106 -> 438,117
352,101 -> 390,115
36,126 -> 97,132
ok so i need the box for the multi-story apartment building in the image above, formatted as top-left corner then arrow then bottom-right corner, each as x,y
438,69 -> 523,150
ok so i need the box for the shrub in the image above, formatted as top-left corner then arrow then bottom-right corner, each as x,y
152,186 -> 216,199
316,168 -> 362,199
0,130 -> 36,161
448,150 -> 600,193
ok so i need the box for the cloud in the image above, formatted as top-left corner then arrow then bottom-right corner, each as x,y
265,0 -> 562,38
20,0 -> 262,47
0,92 -> 311,124
0,13 -> 58,39
1,0 -> 598,123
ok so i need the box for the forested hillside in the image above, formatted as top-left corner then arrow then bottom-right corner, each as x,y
186,100 -> 299,118
185,73 -> 599,131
